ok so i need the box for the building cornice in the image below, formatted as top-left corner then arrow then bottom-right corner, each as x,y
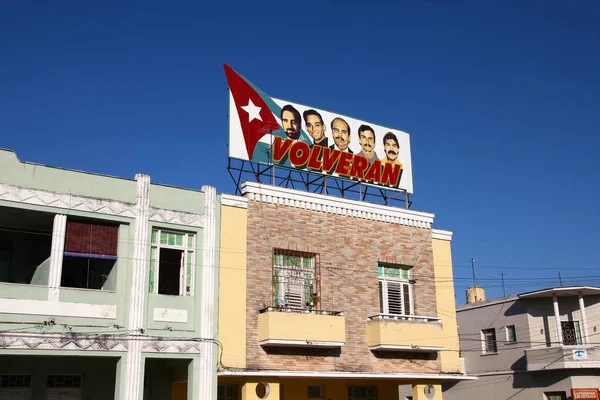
241,182 -> 434,229
218,369 -> 476,381
220,194 -> 248,209
432,229 -> 453,241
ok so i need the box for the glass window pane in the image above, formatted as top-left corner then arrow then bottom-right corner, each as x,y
384,267 -> 400,279
160,232 -> 168,244
188,235 -> 194,248
168,233 -> 175,246
151,230 -> 157,244
175,234 -> 183,246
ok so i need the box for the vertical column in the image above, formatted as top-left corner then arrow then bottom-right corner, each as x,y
187,357 -> 202,400
553,293 -> 563,346
48,214 -> 67,301
578,292 -> 589,345
122,174 -> 150,400
198,185 -> 218,400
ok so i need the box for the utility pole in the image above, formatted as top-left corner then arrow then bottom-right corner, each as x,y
470,258 -> 478,302
501,271 -> 506,297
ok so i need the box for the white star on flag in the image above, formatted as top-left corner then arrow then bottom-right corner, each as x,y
241,99 -> 263,122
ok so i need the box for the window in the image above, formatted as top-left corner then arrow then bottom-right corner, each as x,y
308,385 -> 324,400
378,264 -> 413,316
561,321 -> 582,345
46,375 -> 82,388
481,328 -> 497,353
0,375 -> 32,388
506,325 -> 517,344
217,384 -> 238,400
149,229 -> 195,296
348,386 -> 377,400
0,207 -> 53,285
273,250 -> 316,309
61,219 -> 119,290
544,392 -> 566,400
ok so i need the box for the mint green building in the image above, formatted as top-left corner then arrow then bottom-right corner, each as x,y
0,149 -> 220,400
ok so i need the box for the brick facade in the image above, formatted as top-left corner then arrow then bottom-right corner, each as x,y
245,199 -> 440,374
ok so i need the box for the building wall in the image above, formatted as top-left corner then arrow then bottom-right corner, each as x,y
245,198 -> 440,373
432,233 -> 461,373
456,298 -> 532,374
218,198 -> 248,369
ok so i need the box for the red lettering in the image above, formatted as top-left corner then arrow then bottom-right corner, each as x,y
322,147 -> 341,173
349,155 -> 369,180
272,136 -> 293,162
288,141 -> 310,167
381,162 -> 403,187
335,151 -> 353,176
307,145 -> 323,170
364,160 -> 382,183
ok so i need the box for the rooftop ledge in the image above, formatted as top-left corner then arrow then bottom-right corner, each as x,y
367,314 -> 441,323
241,182 -> 434,229
259,306 -> 343,316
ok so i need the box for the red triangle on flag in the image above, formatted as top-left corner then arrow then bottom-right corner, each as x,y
224,64 -> 281,160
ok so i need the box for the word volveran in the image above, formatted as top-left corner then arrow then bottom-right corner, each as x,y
273,137 -> 403,187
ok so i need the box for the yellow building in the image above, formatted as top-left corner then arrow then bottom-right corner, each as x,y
210,184 -> 473,400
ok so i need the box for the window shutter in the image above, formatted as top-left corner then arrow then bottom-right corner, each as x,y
65,221 -> 118,256
386,282 -> 403,315
285,282 -> 304,308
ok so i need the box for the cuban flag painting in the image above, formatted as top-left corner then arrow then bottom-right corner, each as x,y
224,64 -> 311,165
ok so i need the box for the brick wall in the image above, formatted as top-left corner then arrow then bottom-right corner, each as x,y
245,199 -> 440,373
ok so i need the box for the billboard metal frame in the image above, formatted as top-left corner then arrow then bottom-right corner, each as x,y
227,158 -> 412,209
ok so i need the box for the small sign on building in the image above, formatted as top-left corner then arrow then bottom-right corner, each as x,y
571,388 -> 599,400
572,349 -> 588,360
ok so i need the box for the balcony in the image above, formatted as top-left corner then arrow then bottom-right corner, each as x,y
525,346 -> 600,371
257,307 -> 345,348
367,314 -> 443,352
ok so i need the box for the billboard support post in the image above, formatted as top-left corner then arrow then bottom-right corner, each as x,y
227,159 -> 411,209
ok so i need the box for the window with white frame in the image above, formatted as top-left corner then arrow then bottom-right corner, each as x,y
149,229 -> 195,296
378,264 -> 413,316
273,250 -> 316,310
481,328 -> 498,353
505,325 -> 517,344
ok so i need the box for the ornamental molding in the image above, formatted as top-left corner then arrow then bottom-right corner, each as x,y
0,332 -> 203,354
0,183 -> 136,218
0,183 -> 206,228
140,339 -> 202,354
0,333 -> 128,352
241,182 -> 434,229
148,207 -> 205,228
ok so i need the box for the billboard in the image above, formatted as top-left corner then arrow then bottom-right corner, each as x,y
224,64 -> 414,193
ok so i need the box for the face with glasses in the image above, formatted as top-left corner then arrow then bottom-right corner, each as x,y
331,118 -> 350,151
359,129 -> 376,159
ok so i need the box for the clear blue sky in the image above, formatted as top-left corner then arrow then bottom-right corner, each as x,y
1,1 -> 599,303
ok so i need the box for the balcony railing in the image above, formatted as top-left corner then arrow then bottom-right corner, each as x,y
367,313 -> 441,323
525,345 -> 600,371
